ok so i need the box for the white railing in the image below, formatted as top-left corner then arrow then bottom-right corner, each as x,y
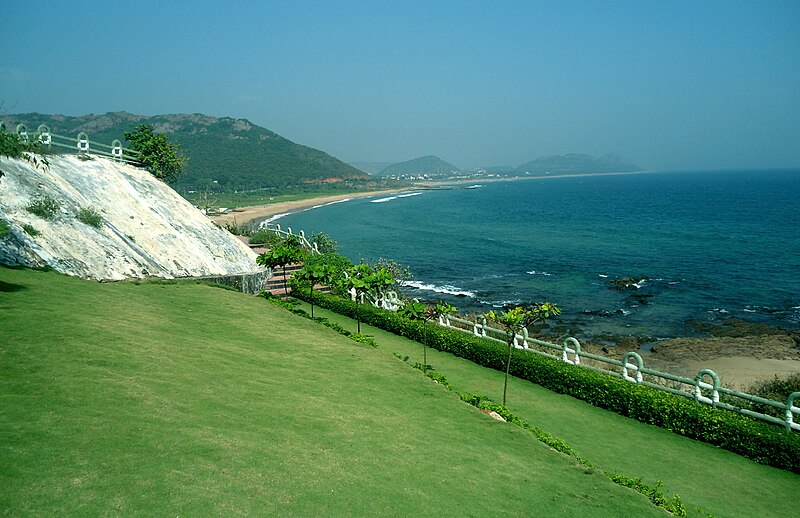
263,223 -> 320,255
440,313 -> 800,432
4,122 -> 141,166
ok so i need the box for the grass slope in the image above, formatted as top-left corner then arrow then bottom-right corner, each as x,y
0,268 -> 663,516
291,300 -> 800,518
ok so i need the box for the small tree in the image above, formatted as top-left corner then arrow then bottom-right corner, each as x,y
294,263 -> 334,318
257,245 -> 304,296
485,302 -> 561,406
399,300 -> 428,363
342,263 -> 374,334
340,264 -> 394,334
124,124 -> 187,183
399,300 -> 457,367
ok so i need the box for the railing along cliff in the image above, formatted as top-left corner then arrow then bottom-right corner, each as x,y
259,221 -> 800,432
440,313 -> 800,432
2,122 -> 141,166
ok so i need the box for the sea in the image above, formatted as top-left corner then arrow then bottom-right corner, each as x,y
267,169 -> 800,342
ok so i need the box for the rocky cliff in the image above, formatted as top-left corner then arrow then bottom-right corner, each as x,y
0,155 -> 263,283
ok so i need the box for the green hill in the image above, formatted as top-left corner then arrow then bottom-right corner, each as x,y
376,155 -> 460,177
515,153 -> 642,175
2,112 -> 369,192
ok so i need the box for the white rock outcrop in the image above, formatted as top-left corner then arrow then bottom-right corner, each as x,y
0,155 -> 263,282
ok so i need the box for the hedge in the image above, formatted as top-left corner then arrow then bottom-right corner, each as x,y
292,286 -> 800,474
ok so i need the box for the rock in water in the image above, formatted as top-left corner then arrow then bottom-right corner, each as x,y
0,155 -> 263,283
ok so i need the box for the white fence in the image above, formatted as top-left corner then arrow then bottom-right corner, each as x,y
440,313 -> 800,432
3,122 -> 141,166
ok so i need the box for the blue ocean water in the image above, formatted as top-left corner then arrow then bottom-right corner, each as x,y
272,170 -> 800,340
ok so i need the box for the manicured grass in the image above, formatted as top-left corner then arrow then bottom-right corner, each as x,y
293,300 -> 800,518
0,267 -> 664,516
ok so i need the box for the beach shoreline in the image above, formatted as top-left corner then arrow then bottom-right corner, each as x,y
209,170 -> 666,226
209,189 -> 400,226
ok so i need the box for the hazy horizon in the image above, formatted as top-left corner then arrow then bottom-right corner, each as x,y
2,1 -> 799,171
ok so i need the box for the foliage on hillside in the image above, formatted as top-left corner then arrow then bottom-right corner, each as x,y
2,112 -> 369,192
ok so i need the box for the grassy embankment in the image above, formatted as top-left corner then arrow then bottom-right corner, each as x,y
1,267 -> 664,516
288,299 -> 800,518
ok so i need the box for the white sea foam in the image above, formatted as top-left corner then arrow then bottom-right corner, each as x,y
371,192 -> 422,203
483,299 -> 524,308
311,198 -> 352,210
260,212 -> 291,225
527,270 -> 553,276
400,280 -> 475,298
598,274 -> 609,278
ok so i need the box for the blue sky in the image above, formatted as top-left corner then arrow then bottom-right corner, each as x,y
2,1 -> 799,170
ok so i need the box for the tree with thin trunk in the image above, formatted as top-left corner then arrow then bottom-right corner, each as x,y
294,263 -> 333,318
256,245 -> 304,296
341,264 -> 394,334
485,302 -> 561,406
399,300 -> 427,364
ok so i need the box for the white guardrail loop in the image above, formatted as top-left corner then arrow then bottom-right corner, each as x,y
4,123 -> 142,166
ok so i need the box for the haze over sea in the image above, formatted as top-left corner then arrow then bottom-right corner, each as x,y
273,170 -> 800,341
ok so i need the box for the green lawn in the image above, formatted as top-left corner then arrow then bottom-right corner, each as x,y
0,267 -> 666,516
292,300 -> 800,518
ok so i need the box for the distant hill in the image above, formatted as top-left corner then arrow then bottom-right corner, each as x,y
515,154 -> 642,175
347,161 -> 395,175
376,155 -> 460,177
2,112 -> 369,191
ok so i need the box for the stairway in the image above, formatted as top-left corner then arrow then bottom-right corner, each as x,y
262,262 -> 303,297
241,236 -> 331,298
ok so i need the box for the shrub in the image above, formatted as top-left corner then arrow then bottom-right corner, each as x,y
76,207 -> 103,228
221,220 -> 253,237
293,288 -> 800,474
249,228 -> 283,247
747,373 -> 800,418
0,220 -> 8,237
311,231 -> 339,253
0,131 -> 50,170
26,195 -> 60,220
22,224 -> 40,236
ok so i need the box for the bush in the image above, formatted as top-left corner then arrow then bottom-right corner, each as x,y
26,195 -> 60,220
311,231 -> 339,253
22,224 -> 39,236
747,373 -> 800,418
221,220 -> 253,237
0,220 -> 8,237
76,207 -> 103,228
0,131 -> 50,170
294,288 -> 800,474
249,228 -> 283,247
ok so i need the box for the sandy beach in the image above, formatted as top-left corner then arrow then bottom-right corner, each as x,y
210,189 -> 399,226
210,170 -> 665,227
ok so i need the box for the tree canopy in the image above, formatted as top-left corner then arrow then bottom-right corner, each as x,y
124,124 -> 187,184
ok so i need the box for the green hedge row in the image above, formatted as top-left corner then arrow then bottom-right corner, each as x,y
293,287 -> 800,474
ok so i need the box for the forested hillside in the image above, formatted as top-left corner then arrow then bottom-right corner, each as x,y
2,112 -> 369,192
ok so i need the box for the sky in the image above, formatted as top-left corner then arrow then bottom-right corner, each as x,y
2,1 -> 799,170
